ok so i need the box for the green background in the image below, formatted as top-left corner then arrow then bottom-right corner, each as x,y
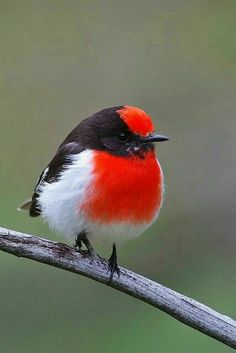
1,1 -> 236,352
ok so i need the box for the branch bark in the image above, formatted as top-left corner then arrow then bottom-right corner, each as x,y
0,226 -> 235,349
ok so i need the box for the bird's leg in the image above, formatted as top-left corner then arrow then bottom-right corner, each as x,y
82,233 -> 94,255
108,243 -> 120,282
74,231 -> 94,256
74,236 -> 82,251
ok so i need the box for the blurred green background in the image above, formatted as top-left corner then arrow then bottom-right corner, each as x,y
1,1 -> 236,352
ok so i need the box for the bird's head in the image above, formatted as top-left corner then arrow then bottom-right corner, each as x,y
77,105 -> 168,158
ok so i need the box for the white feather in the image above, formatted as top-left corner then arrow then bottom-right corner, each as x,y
38,150 -> 94,238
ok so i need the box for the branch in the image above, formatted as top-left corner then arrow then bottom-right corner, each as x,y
0,227 -> 235,349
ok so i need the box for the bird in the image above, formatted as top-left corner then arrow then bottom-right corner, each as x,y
18,105 -> 168,280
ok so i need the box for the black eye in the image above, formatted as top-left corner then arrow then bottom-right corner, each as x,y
117,132 -> 129,142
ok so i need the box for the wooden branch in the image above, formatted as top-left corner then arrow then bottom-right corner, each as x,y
0,226 -> 235,349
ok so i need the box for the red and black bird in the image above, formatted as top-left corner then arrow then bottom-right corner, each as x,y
19,105 -> 168,279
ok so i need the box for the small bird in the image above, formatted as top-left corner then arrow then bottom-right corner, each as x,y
19,105 -> 168,279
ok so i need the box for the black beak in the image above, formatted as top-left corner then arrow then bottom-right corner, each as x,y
141,133 -> 169,143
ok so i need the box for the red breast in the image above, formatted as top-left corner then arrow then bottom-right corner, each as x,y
81,150 -> 163,224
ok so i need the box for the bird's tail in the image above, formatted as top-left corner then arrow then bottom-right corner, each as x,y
17,199 -> 32,212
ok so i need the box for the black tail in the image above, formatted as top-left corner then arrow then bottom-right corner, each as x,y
17,198 -> 40,217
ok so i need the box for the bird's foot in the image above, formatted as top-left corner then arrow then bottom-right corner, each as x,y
73,238 -> 82,249
107,243 -> 120,283
78,249 -> 93,257
74,232 -> 95,257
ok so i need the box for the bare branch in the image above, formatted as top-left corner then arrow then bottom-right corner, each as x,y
0,226 -> 235,349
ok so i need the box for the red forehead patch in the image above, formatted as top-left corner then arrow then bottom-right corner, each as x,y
117,106 -> 154,137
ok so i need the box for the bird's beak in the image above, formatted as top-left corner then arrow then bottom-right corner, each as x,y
141,133 -> 169,143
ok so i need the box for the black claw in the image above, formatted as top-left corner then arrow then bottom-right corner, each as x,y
74,232 -> 94,256
73,238 -> 82,250
82,237 -> 94,255
108,243 -> 120,283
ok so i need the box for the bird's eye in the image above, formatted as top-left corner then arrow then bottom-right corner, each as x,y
117,132 -> 129,142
